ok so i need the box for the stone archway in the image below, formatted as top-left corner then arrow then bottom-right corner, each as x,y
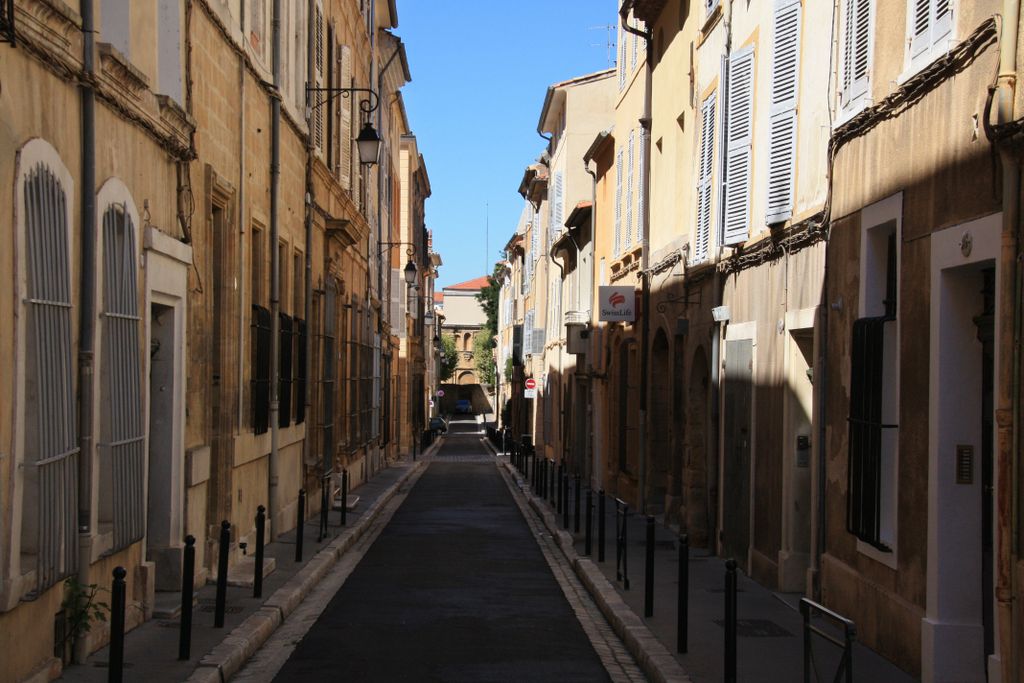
686,346 -> 710,547
648,329 -> 671,514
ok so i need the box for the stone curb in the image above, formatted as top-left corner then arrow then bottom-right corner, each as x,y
499,459 -> 691,683
185,461 -> 426,683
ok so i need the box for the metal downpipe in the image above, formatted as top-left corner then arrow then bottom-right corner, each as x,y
74,0 -> 96,663
620,4 -> 653,514
268,0 -> 282,529
994,2 -> 1021,680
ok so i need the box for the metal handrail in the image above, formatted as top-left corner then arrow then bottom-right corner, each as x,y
800,597 -> 856,683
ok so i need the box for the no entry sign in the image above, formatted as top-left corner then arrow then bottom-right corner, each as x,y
524,377 -> 537,399
525,378 -> 537,390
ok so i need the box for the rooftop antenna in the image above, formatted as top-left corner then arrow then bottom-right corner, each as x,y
589,24 -> 616,68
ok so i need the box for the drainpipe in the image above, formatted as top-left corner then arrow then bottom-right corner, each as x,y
304,2 -> 315,483
586,159 -> 598,488
74,0 -> 96,662
995,1 -> 1021,679
621,4 -> 652,513
268,0 -> 282,528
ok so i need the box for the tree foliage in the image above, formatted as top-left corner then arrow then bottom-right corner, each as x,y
474,266 -> 502,386
440,334 -> 458,382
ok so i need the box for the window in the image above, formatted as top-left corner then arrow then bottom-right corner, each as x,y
279,313 -> 293,428
251,304 -> 271,435
102,0 -> 131,58
18,150 -> 78,593
247,0 -> 267,61
339,44 -> 353,187
908,0 -> 953,69
99,202 -> 145,552
840,0 -> 871,114
157,0 -> 183,103
723,46 -> 754,245
524,310 -> 534,356
848,217 -> 899,553
251,224 -> 264,308
618,25 -> 627,91
694,90 -> 717,262
767,0 -> 801,225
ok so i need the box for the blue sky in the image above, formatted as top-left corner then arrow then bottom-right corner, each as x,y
398,1 -> 618,289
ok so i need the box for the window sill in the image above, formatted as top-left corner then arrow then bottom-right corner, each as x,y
898,38 -> 957,87
833,97 -> 872,130
855,537 -> 897,570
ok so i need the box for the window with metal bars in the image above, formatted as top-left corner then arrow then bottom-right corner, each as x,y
321,282 -> 337,471
279,313 -> 293,428
847,231 -> 897,550
21,160 -> 79,594
295,318 -> 307,424
99,203 -> 145,553
252,304 -> 272,435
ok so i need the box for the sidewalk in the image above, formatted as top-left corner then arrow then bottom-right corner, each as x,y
57,452 -> 434,683
494,448 -> 919,683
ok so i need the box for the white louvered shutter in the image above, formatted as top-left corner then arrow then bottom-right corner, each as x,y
313,2 -> 325,155
627,130 -> 636,249
555,172 -> 564,233
694,91 -> 716,262
615,148 -> 624,255
767,0 -> 801,225
549,171 -> 564,241
842,0 -> 870,108
524,310 -> 534,356
722,46 -> 754,245
340,44 -> 353,188
638,127 -> 646,244
619,29 -> 627,91
911,0 -> 952,60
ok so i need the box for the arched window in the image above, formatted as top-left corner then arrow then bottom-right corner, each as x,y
16,142 -> 78,593
98,200 -> 145,551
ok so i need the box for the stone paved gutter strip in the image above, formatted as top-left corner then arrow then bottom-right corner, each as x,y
499,455 -> 691,683
185,460 -> 426,683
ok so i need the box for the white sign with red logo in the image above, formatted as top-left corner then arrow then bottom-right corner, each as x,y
599,286 -> 636,322
524,377 -> 537,399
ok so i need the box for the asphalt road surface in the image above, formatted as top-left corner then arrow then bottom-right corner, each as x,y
270,417 -> 616,682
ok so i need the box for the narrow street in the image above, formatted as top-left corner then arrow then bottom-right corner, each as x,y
234,418 -> 642,683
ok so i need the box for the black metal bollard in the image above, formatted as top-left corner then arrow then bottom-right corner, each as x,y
557,462 -> 564,514
179,536 -> 196,660
574,475 -> 581,533
254,506 -> 266,598
108,566 -> 127,683
214,520 -> 230,628
725,559 -> 738,683
598,490 -> 606,562
295,489 -> 306,562
341,469 -> 349,526
678,534 -> 689,653
550,460 -> 557,504
585,488 -> 593,556
562,472 -> 570,529
644,515 -> 655,617
620,502 -> 630,590
318,475 -> 329,542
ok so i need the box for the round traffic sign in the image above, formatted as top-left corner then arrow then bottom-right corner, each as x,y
525,378 -> 537,390
436,389 -> 445,397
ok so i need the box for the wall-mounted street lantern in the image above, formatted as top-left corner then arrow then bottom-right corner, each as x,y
306,84 -> 382,166
379,242 -> 420,289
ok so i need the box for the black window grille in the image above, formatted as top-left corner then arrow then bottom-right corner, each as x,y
295,318 -> 307,424
1,0 -> 15,46
847,316 -> 890,548
847,232 -> 897,550
279,313 -> 293,428
252,304 -> 272,434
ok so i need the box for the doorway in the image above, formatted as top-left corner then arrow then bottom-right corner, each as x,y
721,338 -> 752,565
147,302 -> 179,589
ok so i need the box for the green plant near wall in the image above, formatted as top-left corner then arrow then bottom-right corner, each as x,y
59,576 -> 110,655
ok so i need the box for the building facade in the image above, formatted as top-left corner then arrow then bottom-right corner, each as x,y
0,1 -> 435,680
